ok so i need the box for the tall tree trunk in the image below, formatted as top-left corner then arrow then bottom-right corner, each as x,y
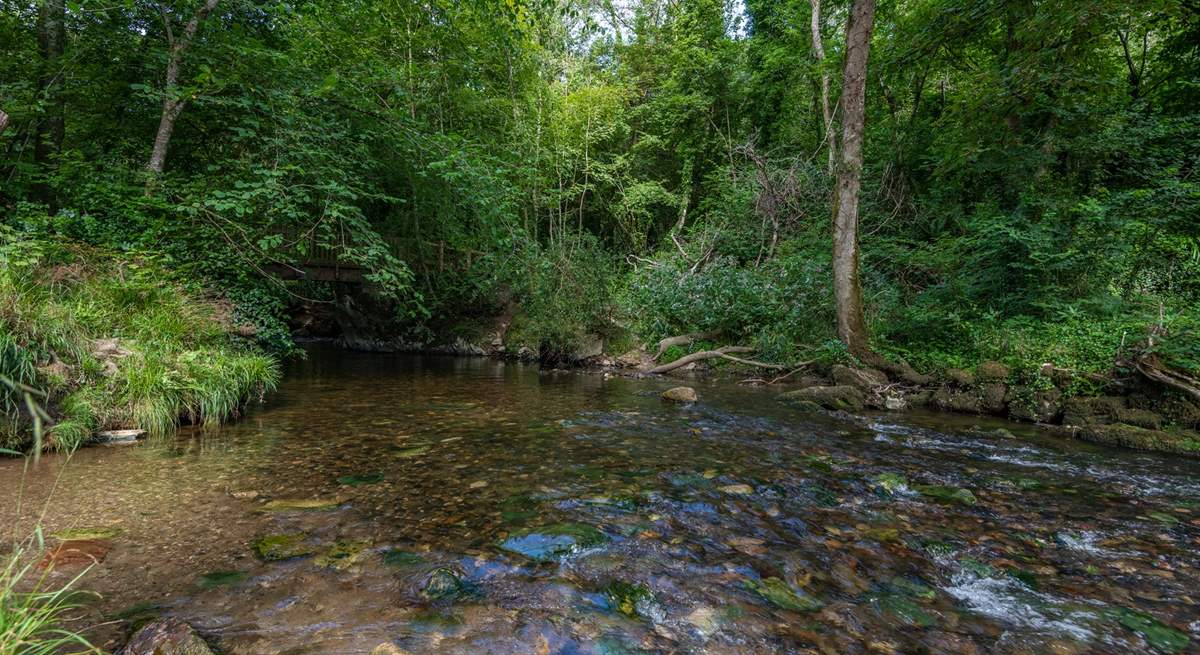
831,0 -> 876,356
35,0 -> 65,209
0,109 -> 9,135
809,0 -> 835,175
145,0 -> 221,191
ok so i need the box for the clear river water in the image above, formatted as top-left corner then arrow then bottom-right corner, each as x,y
2,348 -> 1198,654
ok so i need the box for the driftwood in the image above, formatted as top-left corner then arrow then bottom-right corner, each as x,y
648,345 -> 763,375
653,330 -> 722,361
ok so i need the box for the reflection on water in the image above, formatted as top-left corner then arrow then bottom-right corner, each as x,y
2,348 -> 1198,654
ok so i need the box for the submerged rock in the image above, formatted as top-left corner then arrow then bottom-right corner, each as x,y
370,644 -> 412,655
778,386 -> 864,412
420,567 -> 470,600
39,538 -> 112,569
871,473 -> 910,497
252,533 -> 315,561
196,570 -> 248,588
382,549 -> 424,567
50,526 -> 123,541
337,472 -> 385,486
661,386 -> 698,403
744,576 -> 823,612
604,581 -> 655,619
914,484 -> 977,507
1106,607 -> 1190,653
261,497 -> 343,512
120,618 -> 214,655
499,523 -> 608,561
314,540 -> 370,570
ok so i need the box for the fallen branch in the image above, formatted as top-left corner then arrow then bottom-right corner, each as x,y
717,353 -> 788,370
653,330 -> 722,361
648,345 -> 755,374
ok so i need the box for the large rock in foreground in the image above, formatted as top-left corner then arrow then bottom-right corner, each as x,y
778,386 -> 865,412
121,618 -> 214,655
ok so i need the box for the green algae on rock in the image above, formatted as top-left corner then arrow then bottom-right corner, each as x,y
314,540 -> 371,570
871,473 -> 909,496
1107,608 -> 1190,653
382,549 -> 425,567
253,533 -> 315,561
604,581 -> 654,619
914,484 -> 978,506
337,472 -> 385,486
744,577 -> 823,612
196,570 -> 248,588
421,567 -> 468,600
499,523 -> 608,561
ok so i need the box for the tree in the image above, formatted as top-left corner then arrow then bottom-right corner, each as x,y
0,109 -> 9,135
831,0 -> 875,356
809,0 -> 835,174
146,0 -> 221,186
35,0 -> 65,207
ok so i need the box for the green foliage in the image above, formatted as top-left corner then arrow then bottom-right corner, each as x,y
0,237 -> 278,450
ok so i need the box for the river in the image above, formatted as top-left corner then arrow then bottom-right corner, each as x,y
2,348 -> 1197,654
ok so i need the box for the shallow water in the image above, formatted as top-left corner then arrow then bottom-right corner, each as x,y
3,349 -> 1198,654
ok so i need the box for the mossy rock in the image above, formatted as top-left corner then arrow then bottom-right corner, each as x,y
874,594 -> 937,628
1080,424 -> 1200,455
945,368 -> 975,386
261,497 -> 343,512
499,523 -> 608,561
314,540 -> 371,570
196,570 -> 248,588
252,533 -> 315,561
1062,396 -> 1126,426
744,577 -> 823,612
975,361 -> 1010,382
778,386 -> 864,412
1106,608 -> 1190,653
888,576 -> 936,600
914,484 -> 977,507
604,581 -> 654,619
661,386 -> 698,403
1114,408 -> 1163,431
831,364 -> 888,390
392,445 -> 430,458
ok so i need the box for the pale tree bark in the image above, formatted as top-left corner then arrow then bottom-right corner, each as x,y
809,0 -> 835,175
831,0 -> 876,356
35,0 -> 65,207
145,0 -> 221,189
0,109 -> 9,135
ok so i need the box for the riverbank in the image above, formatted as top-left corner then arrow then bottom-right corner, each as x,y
0,239 -> 279,451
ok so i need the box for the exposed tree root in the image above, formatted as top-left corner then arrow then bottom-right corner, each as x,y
653,330 -> 722,361
648,345 -> 757,374
1132,355 -> 1200,404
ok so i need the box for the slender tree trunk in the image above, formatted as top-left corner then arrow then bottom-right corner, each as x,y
809,0 -> 835,175
35,0 -> 65,208
0,109 -> 9,135
831,0 -> 876,356
145,0 -> 221,190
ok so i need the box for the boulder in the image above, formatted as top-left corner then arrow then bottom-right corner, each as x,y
979,382 -> 1008,414
1007,388 -> 1062,423
1079,424 -> 1200,455
945,368 -> 975,386
831,365 -> 888,390
571,334 -> 605,362
616,349 -> 654,369
975,361 -> 1010,382
884,395 -> 907,411
933,388 -> 981,414
661,386 -> 698,403
120,618 -> 214,655
778,386 -> 865,412
1062,396 -> 1126,426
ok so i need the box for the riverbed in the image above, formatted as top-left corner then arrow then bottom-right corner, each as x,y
3,349 -> 1198,653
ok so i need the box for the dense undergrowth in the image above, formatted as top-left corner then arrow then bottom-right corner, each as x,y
0,233 -> 279,451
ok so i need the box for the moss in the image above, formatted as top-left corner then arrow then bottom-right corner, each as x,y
1079,424 -> 1200,456
604,581 -> 654,619
744,577 -> 824,612
252,533 -> 315,561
